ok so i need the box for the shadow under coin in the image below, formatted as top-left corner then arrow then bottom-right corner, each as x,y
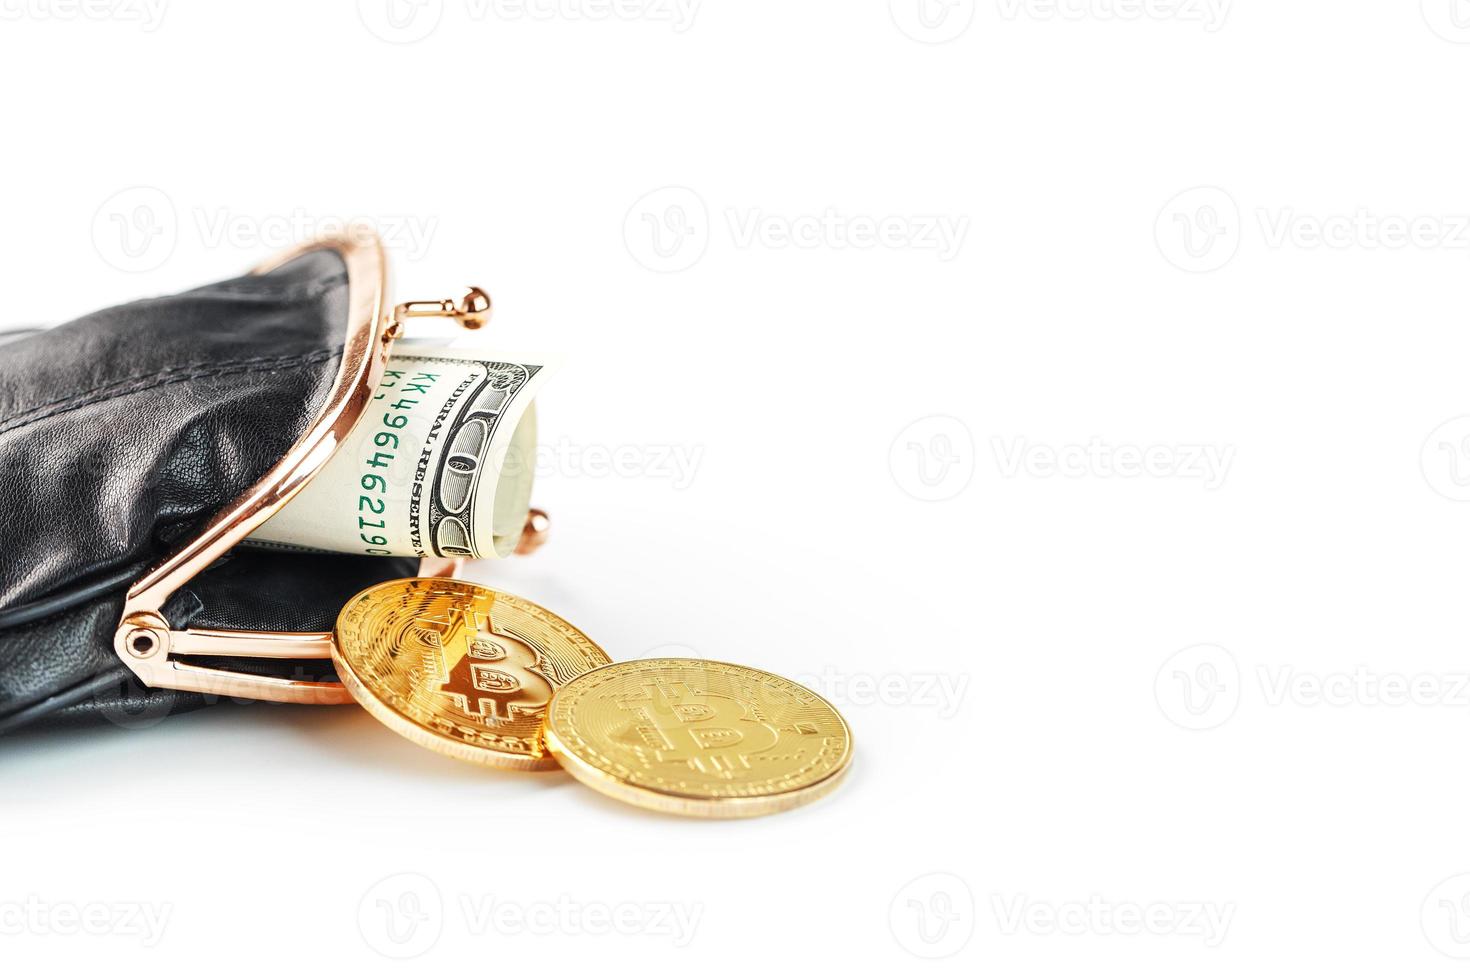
285,703 -> 570,792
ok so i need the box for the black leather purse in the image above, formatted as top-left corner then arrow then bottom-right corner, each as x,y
0,233 -> 530,733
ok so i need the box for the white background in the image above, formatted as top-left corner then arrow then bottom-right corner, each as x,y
5,0 -> 1470,975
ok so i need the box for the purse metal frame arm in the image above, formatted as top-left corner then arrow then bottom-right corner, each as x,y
111,231 -> 495,705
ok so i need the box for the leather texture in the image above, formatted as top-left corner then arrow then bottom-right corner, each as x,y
0,250 -> 414,733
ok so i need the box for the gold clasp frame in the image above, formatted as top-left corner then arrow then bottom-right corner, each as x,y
112,231 -> 541,704
388,287 -> 492,336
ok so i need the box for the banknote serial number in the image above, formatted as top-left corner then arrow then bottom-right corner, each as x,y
356,369 -> 439,555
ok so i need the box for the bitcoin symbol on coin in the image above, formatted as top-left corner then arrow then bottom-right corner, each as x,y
421,603 -> 553,722
333,578 -> 611,770
616,681 -> 778,776
546,658 -> 854,817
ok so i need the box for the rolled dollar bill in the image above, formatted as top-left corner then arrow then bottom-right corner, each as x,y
248,341 -> 554,559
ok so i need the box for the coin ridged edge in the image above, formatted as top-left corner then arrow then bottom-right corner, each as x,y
331,577 -> 602,772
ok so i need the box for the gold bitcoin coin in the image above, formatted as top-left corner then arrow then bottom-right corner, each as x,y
333,578 -> 611,770
544,658 -> 853,817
